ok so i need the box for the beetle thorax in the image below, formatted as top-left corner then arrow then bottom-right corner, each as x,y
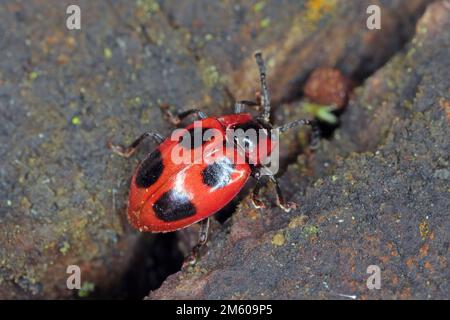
227,120 -> 274,166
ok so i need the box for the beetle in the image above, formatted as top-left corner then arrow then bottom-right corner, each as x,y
109,52 -> 319,264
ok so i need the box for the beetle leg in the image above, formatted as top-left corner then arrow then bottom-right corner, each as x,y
108,131 -> 164,158
234,100 -> 260,113
251,166 -> 275,209
251,166 -> 298,212
160,104 -> 207,126
277,118 -> 320,150
270,175 -> 298,212
250,182 -> 266,209
184,217 -> 210,266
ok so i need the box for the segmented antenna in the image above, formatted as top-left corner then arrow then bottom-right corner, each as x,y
254,52 -> 271,123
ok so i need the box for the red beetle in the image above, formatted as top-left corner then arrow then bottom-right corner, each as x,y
109,53 -> 318,264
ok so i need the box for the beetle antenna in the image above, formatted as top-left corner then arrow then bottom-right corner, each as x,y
255,52 -> 271,123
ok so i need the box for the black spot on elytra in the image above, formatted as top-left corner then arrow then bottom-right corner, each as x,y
153,190 -> 196,222
201,158 -> 235,189
179,127 -> 214,150
135,149 -> 164,188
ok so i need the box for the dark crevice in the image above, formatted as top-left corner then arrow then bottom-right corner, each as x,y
315,109 -> 345,139
97,233 -> 184,299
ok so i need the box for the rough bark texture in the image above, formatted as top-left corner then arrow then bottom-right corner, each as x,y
0,0 -> 446,299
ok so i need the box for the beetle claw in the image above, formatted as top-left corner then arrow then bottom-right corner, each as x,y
251,198 -> 266,209
279,201 -> 298,212
108,141 -> 123,154
182,253 -> 198,269
108,141 -> 133,158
